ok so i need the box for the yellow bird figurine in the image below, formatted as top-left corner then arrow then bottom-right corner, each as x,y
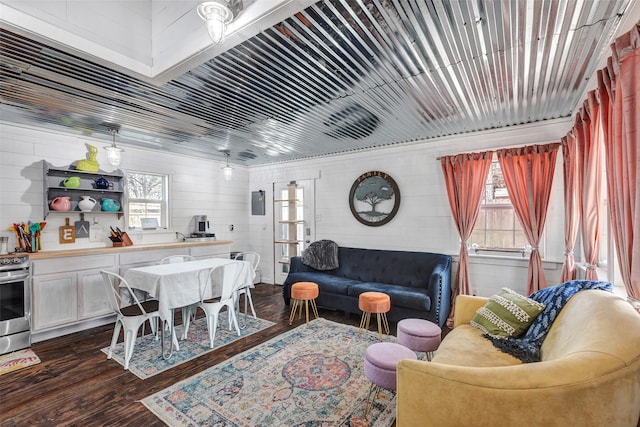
76,143 -> 100,172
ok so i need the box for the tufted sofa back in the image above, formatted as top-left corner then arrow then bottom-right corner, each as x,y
330,247 -> 450,288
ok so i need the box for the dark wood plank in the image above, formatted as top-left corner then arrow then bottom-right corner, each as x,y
0,284 -> 413,426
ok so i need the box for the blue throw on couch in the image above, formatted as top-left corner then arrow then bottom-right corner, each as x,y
282,246 -> 452,327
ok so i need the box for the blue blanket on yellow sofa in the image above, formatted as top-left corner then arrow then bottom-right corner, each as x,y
487,280 -> 613,362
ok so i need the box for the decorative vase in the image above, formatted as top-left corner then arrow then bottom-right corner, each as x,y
50,196 -> 71,211
78,196 -> 97,212
100,198 -> 120,212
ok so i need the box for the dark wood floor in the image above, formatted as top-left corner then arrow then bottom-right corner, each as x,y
0,284 -> 405,426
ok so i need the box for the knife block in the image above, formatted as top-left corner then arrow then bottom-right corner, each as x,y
112,232 -> 133,247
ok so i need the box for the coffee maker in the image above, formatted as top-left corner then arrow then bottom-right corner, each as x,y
192,215 -> 215,238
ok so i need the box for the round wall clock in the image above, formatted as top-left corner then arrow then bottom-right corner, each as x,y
349,171 -> 400,226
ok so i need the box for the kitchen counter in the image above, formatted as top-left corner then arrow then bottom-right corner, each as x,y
27,240 -> 233,260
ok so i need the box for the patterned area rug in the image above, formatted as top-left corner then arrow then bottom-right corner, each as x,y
142,318 -> 399,426
0,349 -> 41,376
101,316 -> 275,379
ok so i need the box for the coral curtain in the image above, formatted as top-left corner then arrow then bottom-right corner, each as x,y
440,151 -> 493,326
497,144 -> 560,294
560,132 -> 579,281
597,23 -> 640,304
573,93 -> 604,280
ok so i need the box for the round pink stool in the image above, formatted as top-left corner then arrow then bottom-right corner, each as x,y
363,342 -> 416,419
397,318 -> 442,361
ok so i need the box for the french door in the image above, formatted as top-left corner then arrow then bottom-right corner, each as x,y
273,179 -> 315,285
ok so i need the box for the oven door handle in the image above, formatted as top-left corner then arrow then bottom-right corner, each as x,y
0,272 -> 29,284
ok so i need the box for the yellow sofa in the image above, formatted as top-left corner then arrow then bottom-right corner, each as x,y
397,290 -> 640,427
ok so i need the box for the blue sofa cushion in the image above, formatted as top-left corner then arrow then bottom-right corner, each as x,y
330,247 -> 442,288
285,272 -> 362,296
347,283 -> 432,312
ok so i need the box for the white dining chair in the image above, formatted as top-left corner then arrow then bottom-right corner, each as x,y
184,262 -> 241,348
233,252 -> 259,326
160,255 -> 197,339
100,270 -> 160,370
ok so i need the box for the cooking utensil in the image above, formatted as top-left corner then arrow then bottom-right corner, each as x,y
75,213 -> 90,238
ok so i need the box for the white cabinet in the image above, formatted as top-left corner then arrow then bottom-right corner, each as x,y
78,268 -> 112,320
29,242 -> 232,338
31,255 -> 117,332
32,272 -> 78,331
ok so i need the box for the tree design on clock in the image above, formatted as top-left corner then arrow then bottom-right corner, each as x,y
349,171 -> 400,226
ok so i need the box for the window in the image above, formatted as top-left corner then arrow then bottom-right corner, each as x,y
126,171 -> 168,229
470,161 -> 529,253
597,159 -> 624,291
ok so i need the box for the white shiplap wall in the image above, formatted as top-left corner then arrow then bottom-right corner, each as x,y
1,118 -> 571,296
0,122 -> 249,253
249,118 -> 571,295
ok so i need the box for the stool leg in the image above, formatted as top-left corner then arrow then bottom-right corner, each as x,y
376,313 -> 382,341
364,383 -> 380,420
381,312 -> 389,335
304,300 -> 309,325
427,351 -> 434,362
359,312 -> 370,337
310,299 -> 319,320
288,299 -> 299,325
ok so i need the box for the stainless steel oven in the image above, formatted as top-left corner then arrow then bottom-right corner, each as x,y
0,254 -> 31,355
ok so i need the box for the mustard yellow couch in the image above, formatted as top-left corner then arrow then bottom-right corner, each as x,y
397,290 -> 640,427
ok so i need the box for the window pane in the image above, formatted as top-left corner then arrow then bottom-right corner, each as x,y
514,231 -> 528,248
472,160 -> 537,253
126,171 -> 168,229
485,230 -> 514,248
470,229 -> 485,246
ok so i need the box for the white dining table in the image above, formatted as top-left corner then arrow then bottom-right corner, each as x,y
123,257 -> 255,357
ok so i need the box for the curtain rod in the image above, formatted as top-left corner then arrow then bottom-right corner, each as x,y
435,141 -> 561,161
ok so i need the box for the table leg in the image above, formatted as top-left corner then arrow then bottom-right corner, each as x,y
160,309 -> 180,360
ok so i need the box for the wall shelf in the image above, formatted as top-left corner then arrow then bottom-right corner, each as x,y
43,162 -> 126,219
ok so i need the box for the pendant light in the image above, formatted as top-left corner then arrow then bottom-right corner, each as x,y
104,128 -> 124,167
221,151 -> 233,181
197,1 -> 243,45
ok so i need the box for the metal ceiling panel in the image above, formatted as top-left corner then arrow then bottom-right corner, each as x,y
0,0 -> 633,165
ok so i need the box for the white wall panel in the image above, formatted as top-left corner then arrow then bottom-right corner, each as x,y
0,122 -> 248,253
249,118 -> 570,289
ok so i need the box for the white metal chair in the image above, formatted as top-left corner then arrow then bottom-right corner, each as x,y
160,255 -> 196,264
184,262 -> 242,348
233,252 -> 259,327
160,255 -> 197,339
100,270 -> 160,370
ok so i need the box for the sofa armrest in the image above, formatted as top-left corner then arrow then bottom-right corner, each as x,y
426,257 -> 452,327
452,295 -> 488,328
289,256 -> 313,273
396,356 -> 640,426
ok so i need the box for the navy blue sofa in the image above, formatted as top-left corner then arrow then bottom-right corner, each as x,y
282,247 -> 452,327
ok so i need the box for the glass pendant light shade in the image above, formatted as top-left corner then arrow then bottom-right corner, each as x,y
104,129 -> 124,167
197,1 -> 243,45
221,151 -> 233,180
222,165 -> 233,180
204,10 -> 226,44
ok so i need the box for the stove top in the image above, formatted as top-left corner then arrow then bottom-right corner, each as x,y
0,253 -> 30,270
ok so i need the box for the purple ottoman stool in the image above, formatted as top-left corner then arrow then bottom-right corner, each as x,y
397,318 -> 442,361
363,342 -> 417,419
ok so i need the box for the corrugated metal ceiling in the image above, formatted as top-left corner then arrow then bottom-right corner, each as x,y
0,0 -> 633,165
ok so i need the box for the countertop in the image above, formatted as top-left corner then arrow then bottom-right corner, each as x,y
26,240 -> 233,260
